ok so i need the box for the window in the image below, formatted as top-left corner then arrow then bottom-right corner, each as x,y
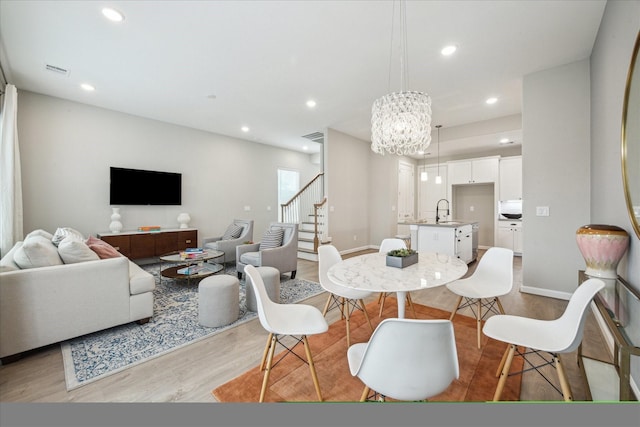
278,168 -> 300,222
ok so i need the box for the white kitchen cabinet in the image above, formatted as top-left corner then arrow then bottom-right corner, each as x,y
497,221 -> 523,255
499,156 -> 522,200
417,164 -> 448,222
416,223 -> 474,264
447,157 -> 499,185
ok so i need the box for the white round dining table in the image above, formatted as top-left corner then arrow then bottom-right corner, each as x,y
326,251 -> 468,318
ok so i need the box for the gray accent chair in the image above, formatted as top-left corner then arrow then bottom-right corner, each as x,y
236,222 -> 298,280
203,219 -> 254,264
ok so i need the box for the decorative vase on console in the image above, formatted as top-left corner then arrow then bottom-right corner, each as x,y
109,208 -> 123,233
576,224 -> 629,279
177,212 -> 191,229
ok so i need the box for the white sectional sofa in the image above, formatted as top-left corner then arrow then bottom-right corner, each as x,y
0,228 -> 155,362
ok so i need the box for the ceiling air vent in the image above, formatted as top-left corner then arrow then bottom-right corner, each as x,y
301,131 -> 324,144
45,64 -> 70,76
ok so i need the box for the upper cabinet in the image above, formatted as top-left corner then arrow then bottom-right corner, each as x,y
499,156 -> 522,200
447,157 -> 499,185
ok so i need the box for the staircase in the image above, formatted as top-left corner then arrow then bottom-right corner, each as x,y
280,173 -> 327,262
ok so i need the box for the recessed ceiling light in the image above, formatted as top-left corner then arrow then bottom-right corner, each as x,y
241,126 -> 250,132
306,100 -> 317,108
302,145 -> 309,151
441,45 -> 457,56
486,97 -> 498,105
80,83 -> 95,91
500,138 -> 510,144
207,94 -> 217,99
102,7 -> 125,22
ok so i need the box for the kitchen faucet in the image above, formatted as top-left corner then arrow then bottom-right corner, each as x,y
436,199 -> 450,223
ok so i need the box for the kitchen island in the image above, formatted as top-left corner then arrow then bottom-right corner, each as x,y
398,220 -> 479,264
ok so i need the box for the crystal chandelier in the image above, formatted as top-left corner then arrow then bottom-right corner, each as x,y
371,0 -> 432,156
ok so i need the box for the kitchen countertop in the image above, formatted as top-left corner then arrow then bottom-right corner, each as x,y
398,220 -> 478,228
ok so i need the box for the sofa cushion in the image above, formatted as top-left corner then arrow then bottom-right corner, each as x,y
0,241 -> 22,271
58,236 -> 100,264
13,235 -> 63,269
240,251 -> 261,267
222,223 -> 243,240
51,227 -> 85,246
86,235 -> 122,259
259,227 -> 284,250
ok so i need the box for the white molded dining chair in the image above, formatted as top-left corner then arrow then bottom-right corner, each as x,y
483,277 -> 604,401
377,238 -> 417,318
318,245 -> 374,347
244,264 -> 329,402
347,318 -> 459,401
446,247 -> 514,348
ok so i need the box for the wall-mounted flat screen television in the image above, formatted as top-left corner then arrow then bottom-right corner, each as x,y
110,167 -> 182,205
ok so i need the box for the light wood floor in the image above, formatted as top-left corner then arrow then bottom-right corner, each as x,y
0,249 -> 611,402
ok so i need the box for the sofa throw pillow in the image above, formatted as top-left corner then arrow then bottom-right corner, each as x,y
58,236 -> 100,264
51,227 -> 85,246
14,235 -> 64,269
25,229 -> 54,240
86,235 -> 122,259
222,223 -> 243,240
259,227 -> 284,251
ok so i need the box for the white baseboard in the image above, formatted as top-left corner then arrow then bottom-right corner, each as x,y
519,285 -> 573,301
340,245 -> 376,256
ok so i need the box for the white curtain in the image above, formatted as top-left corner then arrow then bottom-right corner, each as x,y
0,84 -> 23,257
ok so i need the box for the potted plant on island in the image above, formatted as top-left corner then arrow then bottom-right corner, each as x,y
386,248 -> 419,268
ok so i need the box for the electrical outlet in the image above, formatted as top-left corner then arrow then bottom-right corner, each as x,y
536,206 -> 549,216
244,205 -> 251,211
330,206 -> 335,212
470,206 -> 475,212
353,235 -> 357,241
266,206 -> 271,211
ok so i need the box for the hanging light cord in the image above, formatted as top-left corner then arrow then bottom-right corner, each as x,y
386,0 -> 409,93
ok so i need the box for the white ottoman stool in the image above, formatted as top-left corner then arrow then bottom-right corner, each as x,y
245,266 -> 281,312
198,275 -> 240,328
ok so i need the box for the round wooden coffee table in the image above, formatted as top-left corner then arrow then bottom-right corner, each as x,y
159,250 -> 225,284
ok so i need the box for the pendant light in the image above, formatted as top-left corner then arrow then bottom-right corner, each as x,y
371,0 -> 432,156
420,151 -> 428,181
435,125 -> 442,184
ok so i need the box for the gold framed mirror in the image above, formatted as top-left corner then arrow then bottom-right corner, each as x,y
622,30 -> 640,239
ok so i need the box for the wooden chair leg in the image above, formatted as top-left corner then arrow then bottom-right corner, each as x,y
476,299 -> 482,349
495,296 -> 506,315
340,297 -> 346,320
449,295 -> 463,321
302,335 -> 323,401
360,299 -> 374,331
260,333 -> 273,371
360,386 -> 370,402
493,344 -> 516,401
378,293 -> 387,317
496,345 -> 511,377
259,334 -> 277,402
406,293 -> 417,318
322,293 -> 333,316
555,355 -> 574,402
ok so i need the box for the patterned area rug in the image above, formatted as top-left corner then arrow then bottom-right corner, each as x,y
60,264 -> 323,390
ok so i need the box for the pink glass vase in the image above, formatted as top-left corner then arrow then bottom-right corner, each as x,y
576,224 -> 629,279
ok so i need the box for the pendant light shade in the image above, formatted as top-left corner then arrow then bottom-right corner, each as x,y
435,125 -> 442,184
371,0 -> 432,156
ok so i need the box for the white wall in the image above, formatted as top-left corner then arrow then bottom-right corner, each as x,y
16,91 -> 320,245
521,59 -> 592,297
590,0 -> 640,287
590,0 -> 640,393
324,128 -> 372,251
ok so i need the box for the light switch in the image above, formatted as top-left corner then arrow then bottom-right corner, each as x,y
536,206 -> 549,216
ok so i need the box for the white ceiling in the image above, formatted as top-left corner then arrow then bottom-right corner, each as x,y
0,0 -> 606,158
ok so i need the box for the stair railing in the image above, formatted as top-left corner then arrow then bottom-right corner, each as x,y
281,173 -> 326,251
